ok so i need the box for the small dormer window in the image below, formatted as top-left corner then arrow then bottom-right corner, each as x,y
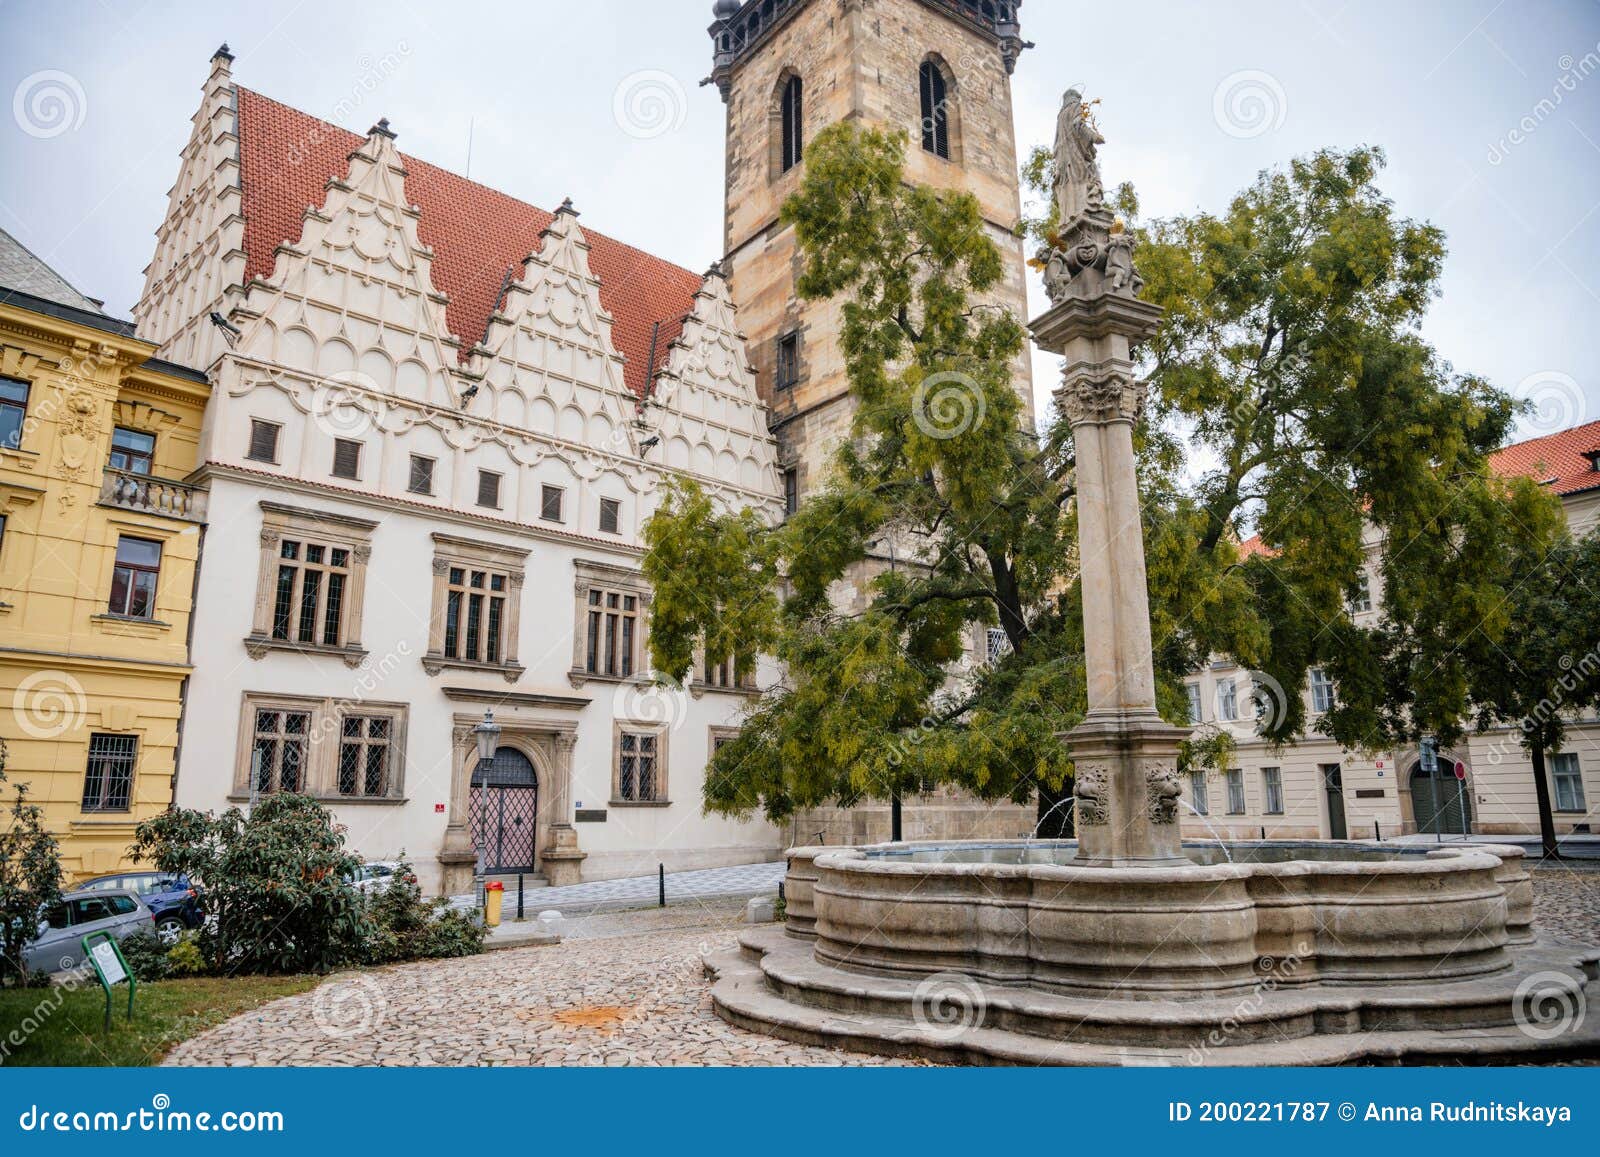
1586,449 -> 1600,473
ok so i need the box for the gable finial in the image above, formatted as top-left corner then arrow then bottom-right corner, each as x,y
213,43 -> 234,63
369,117 -> 396,140
556,197 -> 579,218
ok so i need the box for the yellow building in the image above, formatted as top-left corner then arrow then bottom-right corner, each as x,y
0,228 -> 209,881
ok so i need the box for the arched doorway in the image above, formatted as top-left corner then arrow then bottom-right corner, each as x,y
1409,757 -> 1472,835
469,748 -> 539,873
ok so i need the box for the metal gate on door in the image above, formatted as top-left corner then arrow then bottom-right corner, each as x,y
469,748 -> 539,873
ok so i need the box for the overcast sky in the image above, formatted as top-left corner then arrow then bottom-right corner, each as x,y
1,0 -> 1596,440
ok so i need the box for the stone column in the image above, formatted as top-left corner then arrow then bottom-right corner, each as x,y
540,730 -> 586,886
1031,205 -> 1188,868
437,721 -> 478,895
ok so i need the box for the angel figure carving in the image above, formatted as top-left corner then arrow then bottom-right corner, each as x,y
1054,88 -> 1105,224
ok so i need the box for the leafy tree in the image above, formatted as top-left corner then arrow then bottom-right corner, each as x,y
0,738 -> 64,987
1466,531 -> 1600,858
1076,146 -> 1564,754
132,794 -> 368,975
644,126 -> 1561,831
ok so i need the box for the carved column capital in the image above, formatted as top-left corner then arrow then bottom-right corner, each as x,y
1057,369 -> 1147,426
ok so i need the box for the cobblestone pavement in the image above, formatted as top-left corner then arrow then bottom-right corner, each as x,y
164,899 -> 899,1067
450,861 -> 786,916
1530,865 -> 1600,945
165,873 -> 1600,1068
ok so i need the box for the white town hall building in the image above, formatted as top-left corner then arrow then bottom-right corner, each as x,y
133,47 -> 786,893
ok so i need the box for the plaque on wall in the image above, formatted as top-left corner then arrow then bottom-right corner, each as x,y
1355,789 -> 1385,799
575,809 -> 607,823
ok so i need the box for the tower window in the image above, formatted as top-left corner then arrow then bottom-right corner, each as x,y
775,331 -> 799,390
782,468 -> 798,516
919,60 -> 950,159
779,74 -> 803,174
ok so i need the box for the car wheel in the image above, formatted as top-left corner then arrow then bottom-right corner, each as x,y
155,916 -> 184,947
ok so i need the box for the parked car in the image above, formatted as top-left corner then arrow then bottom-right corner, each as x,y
24,891 -> 154,975
71,871 -> 203,945
344,861 -> 415,894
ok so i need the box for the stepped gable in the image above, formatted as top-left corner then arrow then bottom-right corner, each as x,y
235,87 -> 701,396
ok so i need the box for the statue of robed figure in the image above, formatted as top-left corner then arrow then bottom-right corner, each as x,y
1053,87 -> 1106,224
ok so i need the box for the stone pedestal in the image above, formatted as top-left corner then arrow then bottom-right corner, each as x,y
1066,712 -> 1189,867
540,824 -> 586,887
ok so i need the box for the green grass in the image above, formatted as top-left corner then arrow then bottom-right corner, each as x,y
0,974 -> 318,1067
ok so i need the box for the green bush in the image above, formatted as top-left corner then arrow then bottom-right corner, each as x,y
117,929 -> 172,981
165,933 -> 206,977
363,859 -> 485,962
132,795 -> 368,976
0,739 -> 64,989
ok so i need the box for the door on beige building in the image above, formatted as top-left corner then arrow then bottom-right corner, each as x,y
1409,759 -> 1471,836
469,749 -> 539,873
1321,764 -> 1347,840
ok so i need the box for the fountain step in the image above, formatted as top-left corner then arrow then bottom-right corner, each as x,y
707,926 -> 1600,1066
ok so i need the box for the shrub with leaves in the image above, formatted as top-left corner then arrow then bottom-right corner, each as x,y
0,739 -> 64,988
117,929 -> 173,982
131,794 -> 368,975
364,859 -> 485,962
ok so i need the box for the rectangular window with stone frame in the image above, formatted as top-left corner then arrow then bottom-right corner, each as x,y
424,533 -> 527,679
234,692 -> 407,802
570,559 -> 650,686
614,724 -> 666,805
247,503 -> 375,664
1225,768 -> 1246,815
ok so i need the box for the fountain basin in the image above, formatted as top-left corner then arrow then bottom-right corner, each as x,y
710,838 -> 1596,1064
798,839 -> 1528,997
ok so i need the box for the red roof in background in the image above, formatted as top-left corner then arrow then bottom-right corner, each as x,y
235,88 -> 702,396
1488,418 -> 1600,497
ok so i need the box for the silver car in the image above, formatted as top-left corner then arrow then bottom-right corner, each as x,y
24,890 -> 154,975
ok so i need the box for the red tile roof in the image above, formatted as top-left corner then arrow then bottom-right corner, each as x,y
235,87 -> 703,396
1488,418 -> 1600,497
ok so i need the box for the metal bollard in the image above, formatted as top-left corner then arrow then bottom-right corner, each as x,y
659,862 -> 666,908
517,873 -> 525,920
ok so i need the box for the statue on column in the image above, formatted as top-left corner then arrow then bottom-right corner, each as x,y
1039,89 -> 1144,306
1053,88 -> 1105,225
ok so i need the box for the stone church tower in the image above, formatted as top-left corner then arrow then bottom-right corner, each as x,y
707,0 -> 1033,507
707,0 -> 1039,844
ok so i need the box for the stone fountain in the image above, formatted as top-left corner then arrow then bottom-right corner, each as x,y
705,90 -> 1600,1064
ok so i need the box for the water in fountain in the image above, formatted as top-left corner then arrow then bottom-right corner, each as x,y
1178,796 -> 1233,862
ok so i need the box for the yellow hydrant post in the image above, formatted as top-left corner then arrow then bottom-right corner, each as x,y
484,880 -> 504,927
